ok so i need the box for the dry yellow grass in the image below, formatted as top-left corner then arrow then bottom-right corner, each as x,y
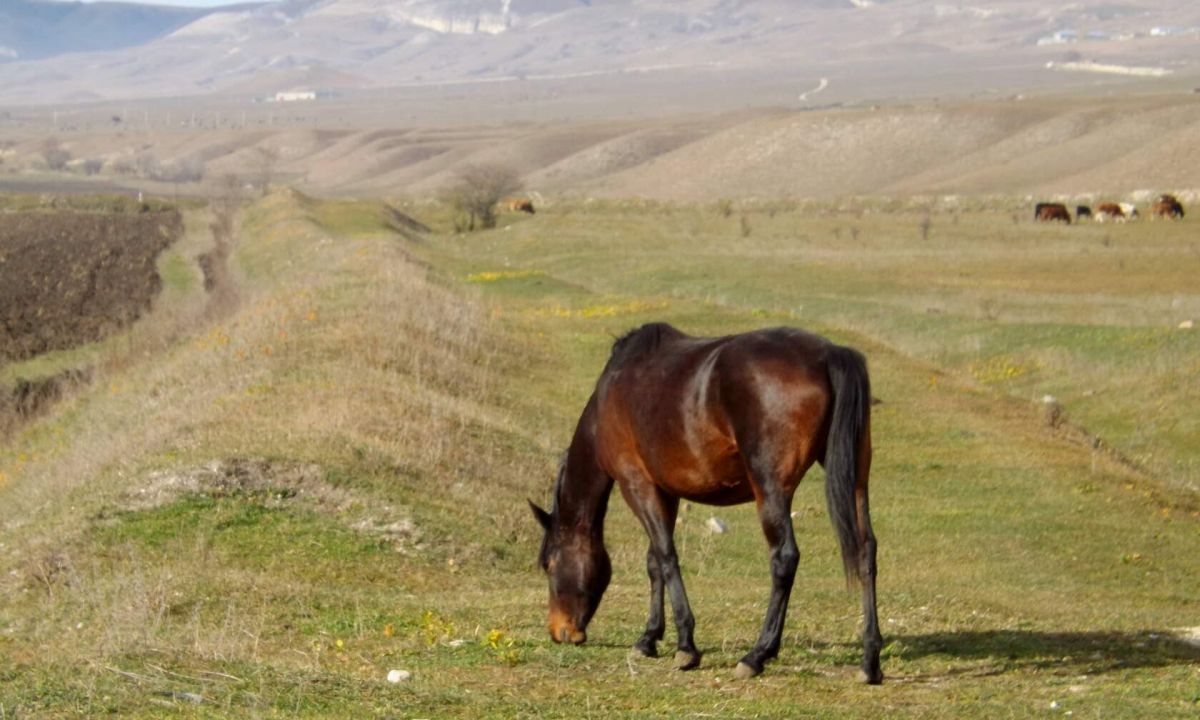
0,190 -> 544,710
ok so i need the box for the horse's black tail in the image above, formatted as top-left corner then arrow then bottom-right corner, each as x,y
824,344 -> 872,585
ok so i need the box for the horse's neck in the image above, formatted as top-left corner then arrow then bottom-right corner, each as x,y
559,460 -> 613,538
558,405 -> 614,537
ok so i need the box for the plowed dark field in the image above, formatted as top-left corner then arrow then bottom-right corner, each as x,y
0,209 -> 182,363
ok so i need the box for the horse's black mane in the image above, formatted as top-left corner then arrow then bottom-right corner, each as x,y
605,322 -> 684,373
538,453 -> 569,569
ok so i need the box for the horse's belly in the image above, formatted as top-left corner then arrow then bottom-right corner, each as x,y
678,482 -> 755,506
656,452 -> 752,506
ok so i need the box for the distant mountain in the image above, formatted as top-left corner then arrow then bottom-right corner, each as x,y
0,0 -> 259,63
0,0 -> 1198,105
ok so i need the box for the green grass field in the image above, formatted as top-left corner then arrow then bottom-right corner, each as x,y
1,191 -> 1196,718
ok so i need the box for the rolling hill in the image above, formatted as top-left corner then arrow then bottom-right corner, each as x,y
2,0 -> 1200,106
6,93 -> 1198,201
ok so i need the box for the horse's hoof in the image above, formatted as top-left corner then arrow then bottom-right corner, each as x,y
673,650 -> 701,670
632,642 -> 657,659
858,668 -> 884,685
733,661 -> 760,679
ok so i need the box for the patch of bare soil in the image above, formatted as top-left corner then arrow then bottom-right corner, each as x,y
0,208 -> 183,363
0,367 -> 91,437
125,459 -> 421,553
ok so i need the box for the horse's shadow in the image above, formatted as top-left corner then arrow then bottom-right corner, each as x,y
590,629 -> 1198,680
884,629 -> 1200,679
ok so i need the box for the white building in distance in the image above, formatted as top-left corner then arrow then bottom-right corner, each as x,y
273,91 -> 317,102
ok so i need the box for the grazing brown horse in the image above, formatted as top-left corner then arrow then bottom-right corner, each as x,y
1095,202 -> 1127,223
1151,194 -> 1185,219
505,198 -> 536,214
530,323 -> 882,682
1034,202 -> 1071,223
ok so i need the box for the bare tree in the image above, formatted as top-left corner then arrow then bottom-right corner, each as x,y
134,151 -> 160,179
158,156 -> 206,183
443,164 -> 523,232
110,158 -> 135,176
40,137 -> 71,171
211,172 -> 243,220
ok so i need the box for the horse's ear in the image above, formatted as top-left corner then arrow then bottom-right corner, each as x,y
528,500 -> 551,531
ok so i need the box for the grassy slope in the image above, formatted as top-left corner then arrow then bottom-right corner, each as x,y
0,193 -> 1197,718
434,199 -> 1200,496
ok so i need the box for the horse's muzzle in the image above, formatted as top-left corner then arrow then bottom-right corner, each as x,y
548,605 -> 587,645
550,625 -> 587,645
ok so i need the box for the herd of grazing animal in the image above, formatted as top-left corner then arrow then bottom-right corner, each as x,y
494,193 -> 1182,225
1036,194 -> 1185,224
496,194 -> 1184,225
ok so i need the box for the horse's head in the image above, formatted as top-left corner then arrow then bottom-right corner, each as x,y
530,499 -> 611,645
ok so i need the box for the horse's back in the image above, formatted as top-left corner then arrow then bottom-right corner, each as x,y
594,325 -> 836,503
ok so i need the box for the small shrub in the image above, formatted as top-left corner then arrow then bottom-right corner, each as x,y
40,137 -> 71,171
158,156 -> 205,183
134,151 -> 160,179
442,164 -> 522,232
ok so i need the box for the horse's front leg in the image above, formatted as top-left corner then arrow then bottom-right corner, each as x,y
657,536 -> 700,669
632,548 -> 665,658
735,485 -> 799,679
621,483 -> 700,669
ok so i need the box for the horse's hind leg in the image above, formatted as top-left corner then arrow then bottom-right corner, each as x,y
856,480 -> 883,684
633,547 -> 666,658
735,479 -> 799,679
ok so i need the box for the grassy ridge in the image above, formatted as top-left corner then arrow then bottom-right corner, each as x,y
0,192 -> 1197,717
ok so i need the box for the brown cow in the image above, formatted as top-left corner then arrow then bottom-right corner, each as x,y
1094,202 -> 1125,223
505,198 -> 536,214
1151,194 -> 1185,219
1035,202 -> 1071,223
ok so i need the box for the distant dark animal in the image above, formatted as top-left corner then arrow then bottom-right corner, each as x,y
1035,202 -> 1071,223
505,198 -> 536,214
1095,202 -> 1126,223
530,323 -> 882,683
1151,194 -> 1185,219
1075,205 -> 1092,221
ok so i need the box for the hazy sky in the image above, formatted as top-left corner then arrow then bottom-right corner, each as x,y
77,0 -> 274,6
